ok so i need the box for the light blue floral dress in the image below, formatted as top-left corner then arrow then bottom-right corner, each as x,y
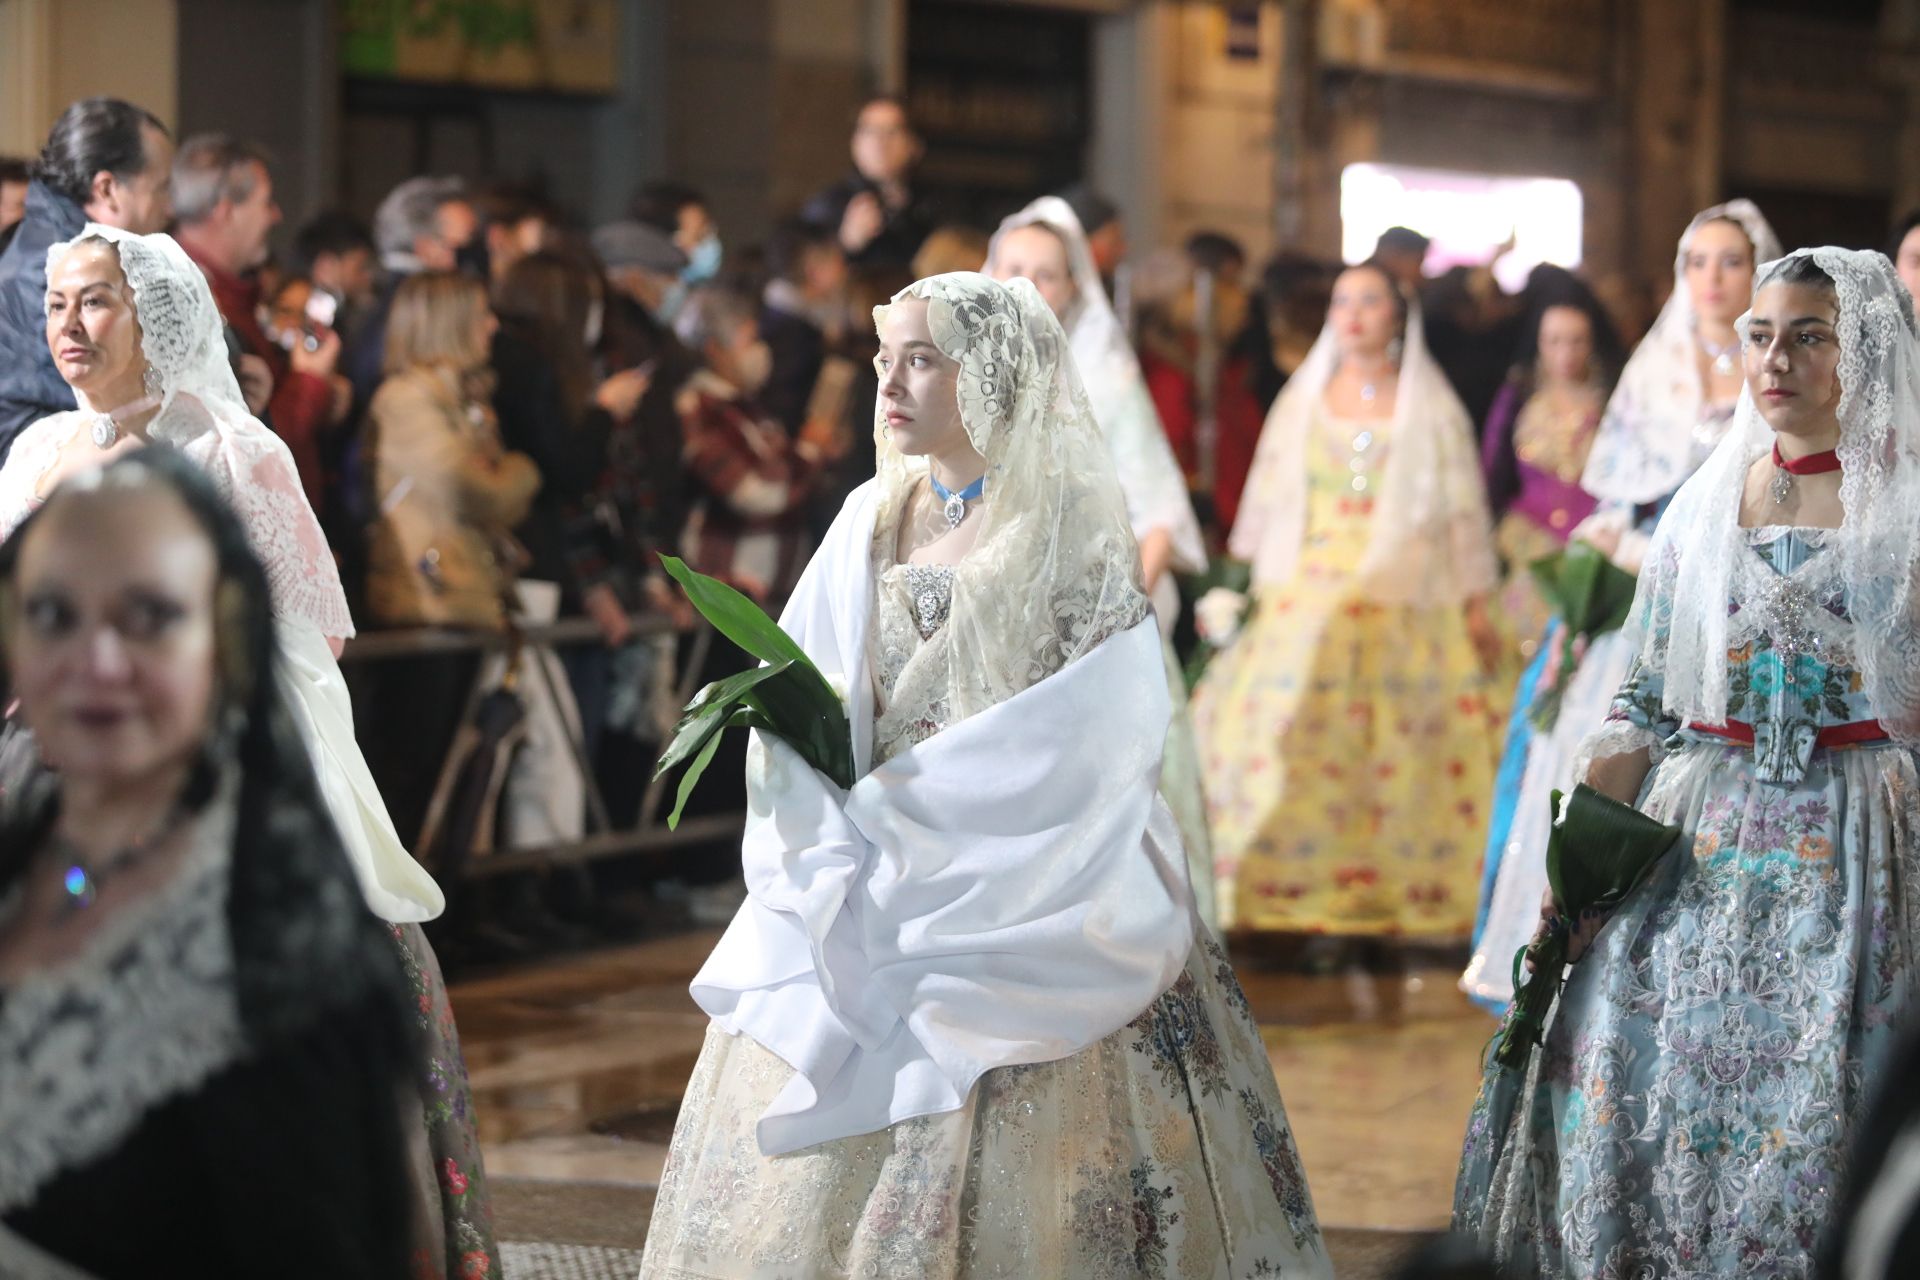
1455,526 -> 1920,1277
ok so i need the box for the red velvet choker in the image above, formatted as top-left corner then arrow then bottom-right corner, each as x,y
1772,442 -> 1841,475
1770,442 -> 1840,504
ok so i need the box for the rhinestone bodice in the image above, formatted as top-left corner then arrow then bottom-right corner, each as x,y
902,564 -> 955,640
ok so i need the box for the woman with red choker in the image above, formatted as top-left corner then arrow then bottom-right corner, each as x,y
1456,247 -> 1920,1276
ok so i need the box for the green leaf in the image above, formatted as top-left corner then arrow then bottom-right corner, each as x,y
1491,784 -> 1679,1070
660,555 -> 815,671
655,555 -> 856,789
1524,546 -> 1641,730
654,662 -> 795,777
666,717 -> 731,830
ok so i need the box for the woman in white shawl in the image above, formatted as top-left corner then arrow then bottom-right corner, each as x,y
986,194 -> 1217,925
1457,246 -> 1920,1278
1461,201 -> 1780,1009
638,272 -> 1328,1279
1191,261 -> 1504,936
0,225 -> 496,1278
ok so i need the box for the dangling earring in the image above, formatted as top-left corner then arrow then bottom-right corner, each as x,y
1387,336 -> 1404,367
141,364 -> 162,399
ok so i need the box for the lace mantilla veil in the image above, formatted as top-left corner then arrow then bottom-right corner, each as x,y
1229,286 -> 1496,606
1622,247 -> 1920,744
871,272 -> 1147,718
986,197 -> 1207,576
1580,200 -> 1783,506
20,225 -> 353,640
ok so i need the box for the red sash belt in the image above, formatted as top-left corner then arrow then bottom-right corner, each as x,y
1687,718 -> 1888,748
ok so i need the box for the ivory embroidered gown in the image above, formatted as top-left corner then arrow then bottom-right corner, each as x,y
636,501 -> 1328,1280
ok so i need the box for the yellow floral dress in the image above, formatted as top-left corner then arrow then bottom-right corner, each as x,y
1193,404 -> 1504,935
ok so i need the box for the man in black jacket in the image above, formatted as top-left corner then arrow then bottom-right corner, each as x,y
0,97 -> 173,462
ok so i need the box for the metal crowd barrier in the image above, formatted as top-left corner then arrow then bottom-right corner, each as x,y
338,613 -> 739,879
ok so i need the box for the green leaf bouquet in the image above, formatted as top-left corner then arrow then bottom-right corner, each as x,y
651,556 -> 855,827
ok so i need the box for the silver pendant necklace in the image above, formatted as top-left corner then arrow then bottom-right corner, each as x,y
1698,332 -> 1738,378
89,393 -> 162,450
928,472 -> 986,531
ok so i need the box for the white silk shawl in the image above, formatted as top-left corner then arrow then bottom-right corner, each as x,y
690,481 -> 1195,1155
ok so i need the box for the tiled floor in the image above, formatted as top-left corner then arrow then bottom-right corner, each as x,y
452,928 -> 1493,1241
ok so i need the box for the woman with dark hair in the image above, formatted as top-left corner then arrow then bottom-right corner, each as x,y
0,96 -> 174,460
1479,276 -> 1626,653
0,227 -> 500,1279
1461,202 -> 1780,1013
1459,246 -> 1920,1278
0,449 -> 417,1275
1192,260 -> 1505,936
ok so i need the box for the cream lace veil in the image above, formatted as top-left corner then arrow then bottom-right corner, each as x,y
986,196 -> 1206,574
38,225 -> 353,638
1580,200 -> 1782,506
1229,282 -> 1496,605
1627,247 -> 1920,741
871,272 -> 1146,719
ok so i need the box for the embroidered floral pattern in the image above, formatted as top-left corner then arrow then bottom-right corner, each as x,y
391,923 -> 498,1280
1457,529 -> 1920,1277
1131,970 -> 1230,1101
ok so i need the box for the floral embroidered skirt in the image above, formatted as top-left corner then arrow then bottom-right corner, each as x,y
1454,740 -> 1920,1277
392,923 -> 499,1280
638,932 -> 1330,1279
1191,585 -> 1504,936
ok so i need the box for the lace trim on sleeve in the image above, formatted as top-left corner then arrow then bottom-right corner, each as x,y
1571,720 -> 1668,791
0,806 -> 245,1213
167,401 -> 355,639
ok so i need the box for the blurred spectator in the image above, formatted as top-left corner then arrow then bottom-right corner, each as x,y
910,224 -> 989,279
1423,261 -> 1526,432
1250,252 -> 1334,410
346,176 -> 477,413
802,95 -> 938,273
261,273 -> 325,357
673,283 -> 837,602
361,269 -> 538,849
1372,225 -> 1431,294
587,220 -> 699,594
1136,248 -> 1269,539
0,156 -> 28,238
1187,229 -> 1248,288
1059,183 -> 1126,283
293,210 -> 377,342
0,96 -> 173,461
473,182 -> 552,289
492,250 -> 648,624
1890,210 -> 1920,322
365,271 -> 537,628
759,216 -> 849,436
173,134 -> 345,511
631,180 -> 722,321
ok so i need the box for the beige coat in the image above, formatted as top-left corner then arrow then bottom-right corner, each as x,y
365,365 -> 540,628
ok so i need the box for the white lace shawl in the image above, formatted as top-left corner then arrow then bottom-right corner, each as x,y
987,197 -> 1207,577
0,399 -> 354,640
868,273 -> 1148,719
1624,248 -> 1920,743
1580,200 -> 1782,506
1229,304 -> 1497,605
0,799 -> 245,1217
